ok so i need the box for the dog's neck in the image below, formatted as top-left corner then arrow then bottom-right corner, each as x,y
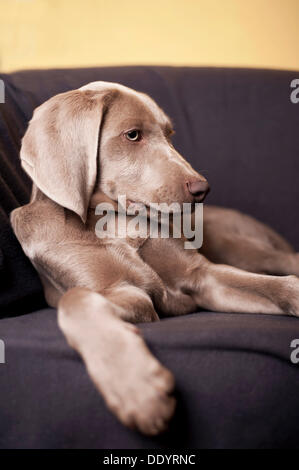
87,189 -> 150,249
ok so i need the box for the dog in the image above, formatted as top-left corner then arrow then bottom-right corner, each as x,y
11,81 -> 299,436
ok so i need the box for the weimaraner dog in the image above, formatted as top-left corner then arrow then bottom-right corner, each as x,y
11,81 -> 299,436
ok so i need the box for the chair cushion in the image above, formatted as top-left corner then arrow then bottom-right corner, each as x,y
0,308 -> 299,448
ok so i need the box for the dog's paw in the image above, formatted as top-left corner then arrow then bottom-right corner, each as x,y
281,275 -> 299,317
86,319 -> 176,435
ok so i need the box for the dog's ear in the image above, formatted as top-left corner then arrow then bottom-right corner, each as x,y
21,89 -> 114,223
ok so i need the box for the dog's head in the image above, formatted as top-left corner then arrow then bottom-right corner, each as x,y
21,81 -> 209,222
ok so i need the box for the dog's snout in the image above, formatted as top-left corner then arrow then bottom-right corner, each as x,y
186,180 -> 210,202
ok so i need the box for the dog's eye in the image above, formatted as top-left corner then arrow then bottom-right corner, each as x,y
125,129 -> 142,142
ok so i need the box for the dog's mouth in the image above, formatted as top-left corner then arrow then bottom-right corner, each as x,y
91,191 -> 199,216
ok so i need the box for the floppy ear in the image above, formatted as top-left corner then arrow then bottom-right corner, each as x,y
21,89 -> 112,223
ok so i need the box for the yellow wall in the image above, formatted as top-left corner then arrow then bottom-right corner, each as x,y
0,0 -> 298,72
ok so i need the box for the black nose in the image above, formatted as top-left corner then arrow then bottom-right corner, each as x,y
187,180 -> 210,202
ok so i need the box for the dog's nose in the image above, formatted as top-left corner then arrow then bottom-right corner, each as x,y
187,180 -> 210,202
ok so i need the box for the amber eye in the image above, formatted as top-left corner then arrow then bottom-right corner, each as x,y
125,129 -> 142,142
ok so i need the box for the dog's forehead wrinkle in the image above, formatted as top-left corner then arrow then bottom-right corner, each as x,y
137,93 -> 171,128
120,94 -> 161,122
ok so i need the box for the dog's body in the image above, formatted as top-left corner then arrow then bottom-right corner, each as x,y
11,81 -> 299,435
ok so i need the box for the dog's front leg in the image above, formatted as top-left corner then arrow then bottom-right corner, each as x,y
188,259 -> 299,316
58,287 -> 175,435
